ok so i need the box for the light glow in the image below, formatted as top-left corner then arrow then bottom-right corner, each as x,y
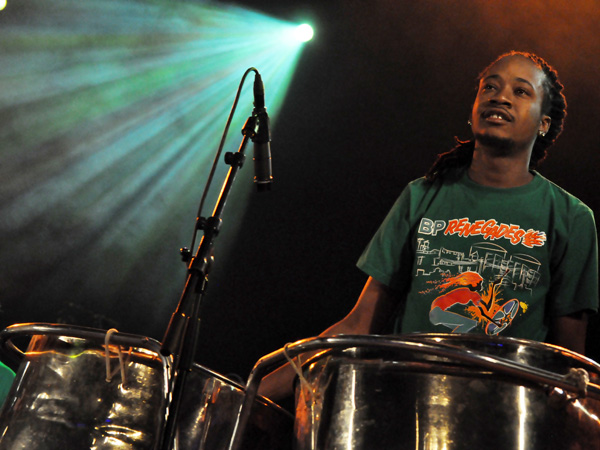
295,24 -> 314,42
518,386 -> 526,450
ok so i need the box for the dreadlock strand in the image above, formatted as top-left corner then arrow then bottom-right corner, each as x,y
425,139 -> 474,181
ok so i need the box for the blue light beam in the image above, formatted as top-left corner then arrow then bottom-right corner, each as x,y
0,0 -> 310,335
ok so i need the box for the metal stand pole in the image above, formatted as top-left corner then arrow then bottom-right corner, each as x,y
159,114 -> 258,450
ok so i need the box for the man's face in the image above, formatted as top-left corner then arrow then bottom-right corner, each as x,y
471,55 -> 551,153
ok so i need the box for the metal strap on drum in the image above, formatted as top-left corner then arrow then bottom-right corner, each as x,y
0,322 -> 167,366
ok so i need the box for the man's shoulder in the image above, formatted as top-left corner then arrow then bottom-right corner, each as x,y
534,172 -> 594,216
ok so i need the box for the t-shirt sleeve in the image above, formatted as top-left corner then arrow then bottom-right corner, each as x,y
548,205 -> 599,316
356,186 -> 415,290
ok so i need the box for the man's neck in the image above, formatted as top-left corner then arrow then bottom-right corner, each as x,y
468,148 -> 534,188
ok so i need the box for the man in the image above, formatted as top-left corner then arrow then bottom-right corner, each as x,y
260,51 -> 598,401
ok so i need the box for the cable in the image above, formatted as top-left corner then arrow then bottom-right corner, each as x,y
187,67 -> 259,255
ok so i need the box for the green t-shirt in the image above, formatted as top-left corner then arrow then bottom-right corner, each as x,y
357,170 -> 598,341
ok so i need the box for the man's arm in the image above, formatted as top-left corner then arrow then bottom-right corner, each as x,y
549,311 -> 589,355
258,277 -> 399,401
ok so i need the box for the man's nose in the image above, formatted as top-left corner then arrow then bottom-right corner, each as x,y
489,88 -> 512,107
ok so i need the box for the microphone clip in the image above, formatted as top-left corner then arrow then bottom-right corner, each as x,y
252,108 -> 271,145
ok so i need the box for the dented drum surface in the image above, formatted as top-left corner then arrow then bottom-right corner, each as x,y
0,324 -> 169,449
294,334 -> 600,450
0,323 -> 292,450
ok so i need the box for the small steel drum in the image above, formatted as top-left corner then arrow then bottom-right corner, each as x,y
291,334 -> 600,450
0,323 -> 292,450
175,364 -> 292,450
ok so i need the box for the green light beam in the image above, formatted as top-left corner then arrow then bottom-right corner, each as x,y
0,0 -> 310,334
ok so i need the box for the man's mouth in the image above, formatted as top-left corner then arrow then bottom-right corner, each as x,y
482,110 -> 512,123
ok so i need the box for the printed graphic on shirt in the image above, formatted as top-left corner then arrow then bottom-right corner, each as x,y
419,217 -> 546,248
417,217 -> 545,335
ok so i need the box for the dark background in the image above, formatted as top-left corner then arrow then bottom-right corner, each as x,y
0,0 -> 598,381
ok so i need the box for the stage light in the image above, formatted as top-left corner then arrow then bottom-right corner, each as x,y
295,24 -> 314,42
0,0 -> 6,12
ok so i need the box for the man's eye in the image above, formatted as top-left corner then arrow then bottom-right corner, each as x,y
515,88 -> 529,96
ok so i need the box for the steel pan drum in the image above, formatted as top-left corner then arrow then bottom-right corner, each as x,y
0,323 -> 292,450
175,364 -> 292,450
293,334 -> 600,450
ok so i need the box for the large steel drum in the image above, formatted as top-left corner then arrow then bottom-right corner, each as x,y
0,323 -> 292,450
291,334 -> 600,449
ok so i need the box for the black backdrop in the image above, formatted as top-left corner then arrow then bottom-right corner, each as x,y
0,0 -> 598,381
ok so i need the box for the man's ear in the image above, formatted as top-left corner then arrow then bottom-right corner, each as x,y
540,115 -> 551,135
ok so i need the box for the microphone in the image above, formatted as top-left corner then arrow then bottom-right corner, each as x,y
252,72 -> 273,192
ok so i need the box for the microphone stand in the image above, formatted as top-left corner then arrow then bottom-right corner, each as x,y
159,112 -> 259,450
